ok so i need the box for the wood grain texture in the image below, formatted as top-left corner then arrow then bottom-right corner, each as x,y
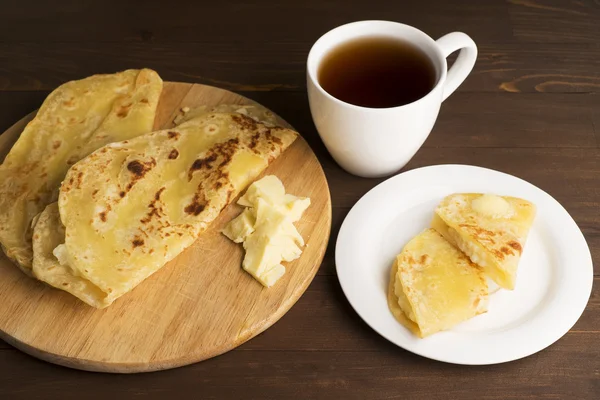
1,0 -> 599,398
0,0 -> 512,43
0,83 -> 332,372
2,42 -> 599,93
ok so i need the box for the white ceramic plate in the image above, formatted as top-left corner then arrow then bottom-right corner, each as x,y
336,165 -> 593,365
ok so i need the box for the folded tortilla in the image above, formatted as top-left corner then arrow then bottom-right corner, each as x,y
388,229 -> 488,338
431,193 -> 536,290
32,112 -> 297,308
0,69 -> 162,273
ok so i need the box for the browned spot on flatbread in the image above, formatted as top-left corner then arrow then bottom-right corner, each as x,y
141,188 -> 166,225
508,241 -> 522,254
127,159 -> 155,178
500,246 -> 513,256
92,189 -> 98,196
75,172 -> 84,189
248,132 -> 260,150
168,131 -> 180,140
168,149 -> 179,159
265,129 -> 283,146
187,137 -> 242,180
231,114 -> 258,131
140,98 -> 149,104
459,224 -> 495,236
52,140 -> 61,149
132,237 -> 144,248
99,212 -> 107,222
420,255 -> 428,264
124,158 -> 156,194
405,255 -> 416,266
492,249 -> 506,261
119,191 -> 125,198
117,103 -> 133,118
188,154 -> 218,180
458,224 -> 497,245
184,191 -> 207,216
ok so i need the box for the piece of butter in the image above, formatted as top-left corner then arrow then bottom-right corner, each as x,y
222,209 -> 255,243
224,175 -> 310,288
283,194 -> 311,223
242,207 -> 300,277
471,194 -> 513,219
238,175 -> 285,207
257,264 -> 286,287
254,198 -> 305,246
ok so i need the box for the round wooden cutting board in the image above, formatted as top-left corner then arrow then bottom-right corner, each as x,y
0,82 -> 331,373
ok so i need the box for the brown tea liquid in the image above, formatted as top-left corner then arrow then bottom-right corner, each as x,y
318,37 -> 437,108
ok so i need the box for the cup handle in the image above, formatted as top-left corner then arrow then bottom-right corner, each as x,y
435,32 -> 477,101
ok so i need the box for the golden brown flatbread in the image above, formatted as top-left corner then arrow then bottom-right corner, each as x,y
32,112 -> 297,308
0,69 -> 162,273
388,229 -> 488,338
432,193 -> 536,290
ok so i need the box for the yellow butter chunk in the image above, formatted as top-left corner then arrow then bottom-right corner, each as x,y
222,209 -> 255,243
283,194 -> 311,223
242,203 -> 302,285
254,198 -> 305,246
238,175 -> 285,207
471,194 -> 513,219
257,264 -> 286,287
223,175 -> 310,287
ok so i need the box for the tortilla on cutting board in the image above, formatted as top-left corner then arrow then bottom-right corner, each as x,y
0,69 -> 163,273
32,112 -> 298,308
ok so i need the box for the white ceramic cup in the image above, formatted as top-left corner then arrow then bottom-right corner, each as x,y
307,21 -> 477,178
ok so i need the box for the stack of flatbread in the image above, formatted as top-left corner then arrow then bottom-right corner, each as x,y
388,193 -> 536,338
0,70 -> 298,308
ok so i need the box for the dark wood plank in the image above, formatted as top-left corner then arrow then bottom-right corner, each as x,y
1,330 -> 598,399
1,91 -> 598,149
1,42 -> 599,93
472,42 -> 600,93
244,91 -> 600,149
0,91 -> 49,134
0,0 -> 511,43
509,0 -> 600,43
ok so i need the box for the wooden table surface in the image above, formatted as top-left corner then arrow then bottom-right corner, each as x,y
1,0 -> 598,398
